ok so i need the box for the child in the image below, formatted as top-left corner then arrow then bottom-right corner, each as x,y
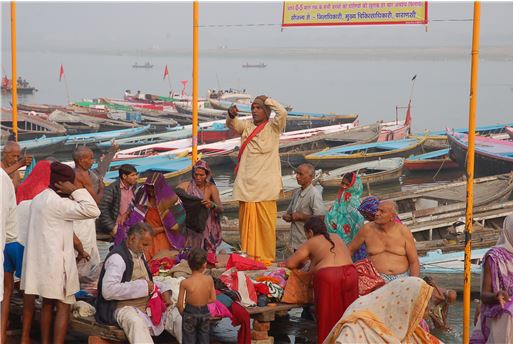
177,248 -> 216,343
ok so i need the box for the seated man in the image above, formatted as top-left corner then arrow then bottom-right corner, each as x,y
96,222 -> 180,344
349,200 -> 420,281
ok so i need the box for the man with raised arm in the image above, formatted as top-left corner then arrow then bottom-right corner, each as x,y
226,95 -> 287,262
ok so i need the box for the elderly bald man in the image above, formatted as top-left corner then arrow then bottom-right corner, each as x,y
1,140 -> 33,190
349,200 -> 420,282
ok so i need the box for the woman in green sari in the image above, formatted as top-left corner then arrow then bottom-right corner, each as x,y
324,172 -> 366,261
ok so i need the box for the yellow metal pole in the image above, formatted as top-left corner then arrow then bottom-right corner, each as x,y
463,2 -> 480,343
191,0 -> 199,163
10,1 -> 18,141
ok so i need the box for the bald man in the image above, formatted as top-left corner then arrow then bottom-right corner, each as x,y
1,141 -> 33,190
349,200 -> 419,281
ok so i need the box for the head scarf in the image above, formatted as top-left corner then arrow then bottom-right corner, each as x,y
115,172 -> 186,249
49,161 -> 75,194
324,277 -> 441,344
16,160 -> 51,204
358,196 -> 380,218
496,213 -> 513,253
191,159 -> 215,185
252,95 -> 271,118
325,172 -> 364,248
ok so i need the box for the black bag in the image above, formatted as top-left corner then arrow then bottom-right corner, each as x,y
175,188 -> 209,233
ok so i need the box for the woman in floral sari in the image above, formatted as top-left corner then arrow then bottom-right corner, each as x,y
115,172 -> 186,261
470,213 -> 513,343
325,172 -> 366,261
177,160 -> 223,255
324,277 -> 442,344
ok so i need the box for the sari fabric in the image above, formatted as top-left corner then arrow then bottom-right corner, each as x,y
324,277 -> 441,344
186,160 -> 222,254
325,173 -> 366,261
115,172 -> 186,250
16,160 -> 51,204
470,213 -> 513,343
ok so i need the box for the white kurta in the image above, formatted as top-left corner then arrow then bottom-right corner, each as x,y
1,169 -> 17,302
21,188 -> 100,303
74,218 -> 101,293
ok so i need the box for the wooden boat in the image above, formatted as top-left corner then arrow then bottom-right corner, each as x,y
242,62 -> 267,68
174,103 -> 227,120
448,131 -> 513,177
319,158 -> 404,188
305,137 -> 425,169
18,136 -> 68,158
220,170 -> 322,213
506,126 -> 513,139
132,62 -> 153,68
1,76 -> 38,94
95,128 -> 191,150
47,110 -> 101,134
423,123 -> 513,137
404,148 -> 459,172
103,155 -> 192,185
323,123 -> 381,147
1,110 -> 67,139
419,248 -> 486,293
64,125 -> 150,146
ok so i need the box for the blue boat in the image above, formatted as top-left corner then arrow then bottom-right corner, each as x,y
417,123 -> 513,137
103,155 -> 192,185
95,127 -> 190,150
405,148 -> 459,171
305,137 -> 425,169
448,131 -> 513,177
64,125 -> 150,146
420,248 -> 487,292
18,136 -> 68,158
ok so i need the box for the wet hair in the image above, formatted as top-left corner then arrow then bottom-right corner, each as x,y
127,222 -> 154,238
380,200 -> 399,215
1,140 -> 20,159
72,146 -> 93,162
119,164 -> 137,179
304,216 -> 335,253
187,248 -> 208,271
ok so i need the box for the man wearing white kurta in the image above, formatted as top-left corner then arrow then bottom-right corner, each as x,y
96,223 -> 182,344
1,169 -> 17,303
21,162 -> 100,344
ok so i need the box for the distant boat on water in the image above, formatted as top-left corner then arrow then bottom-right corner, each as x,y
132,62 -> 153,69
242,62 -> 266,68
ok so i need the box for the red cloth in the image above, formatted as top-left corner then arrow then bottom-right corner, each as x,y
148,257 -> 176,276
147,285 -> 167,326
226,254 -> 266,271
16,160 -> 51,204
230,302 -> 250,344
253,283 -> 270,296
313,264 -> 359,344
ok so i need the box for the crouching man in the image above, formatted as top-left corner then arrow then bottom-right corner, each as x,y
96,223 -> 179,343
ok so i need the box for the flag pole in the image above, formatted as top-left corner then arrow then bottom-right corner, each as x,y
10,1 -> 18,142
63,74 -> 71,104
463,2 -> 481,343
192,0 -> 199,163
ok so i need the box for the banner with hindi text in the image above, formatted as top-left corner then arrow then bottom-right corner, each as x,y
282,1 -> 428,27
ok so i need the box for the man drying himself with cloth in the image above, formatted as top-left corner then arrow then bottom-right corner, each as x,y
227,95 -> 287,262
21,162 -> 100,344
349,200 -> 420,281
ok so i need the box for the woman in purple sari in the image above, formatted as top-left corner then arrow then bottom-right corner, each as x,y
177,160 -> 223,255
115,172 -> 186,261
470,213 -> 513,343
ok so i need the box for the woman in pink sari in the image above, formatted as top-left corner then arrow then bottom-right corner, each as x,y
177,160 -> 223,255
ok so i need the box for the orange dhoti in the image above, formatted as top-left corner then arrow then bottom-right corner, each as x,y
239,201 -> 277,262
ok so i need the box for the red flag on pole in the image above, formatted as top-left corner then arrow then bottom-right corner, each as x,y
163,65 -> 169,80
59,64 -> 64,82
181,80 -> 188,97
405,100 -> 412,126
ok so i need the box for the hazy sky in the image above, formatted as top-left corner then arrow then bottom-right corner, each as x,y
2,1 -> 513,54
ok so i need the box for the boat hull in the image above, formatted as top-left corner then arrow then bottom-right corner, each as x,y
448,133 -> 513,177
404,159 -> 459,171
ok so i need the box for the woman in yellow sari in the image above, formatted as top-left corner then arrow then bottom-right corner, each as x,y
324,277 -> 442,344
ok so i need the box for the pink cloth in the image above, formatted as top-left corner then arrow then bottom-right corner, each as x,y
147,286 -> 167,326
208,300 -> 232,319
